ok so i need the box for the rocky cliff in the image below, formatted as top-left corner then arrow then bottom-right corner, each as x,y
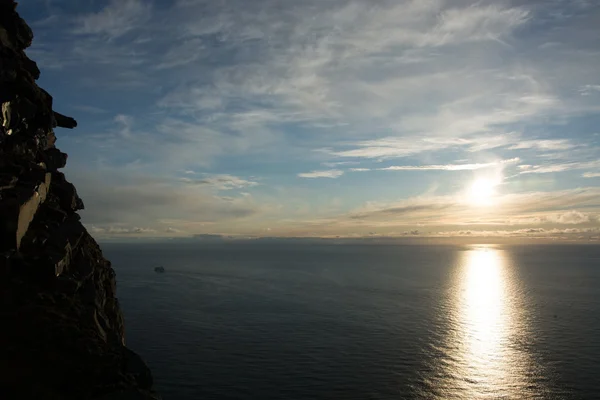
0,2 -> 160,399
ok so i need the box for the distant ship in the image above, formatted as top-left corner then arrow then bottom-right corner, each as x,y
154,266 -> 165,273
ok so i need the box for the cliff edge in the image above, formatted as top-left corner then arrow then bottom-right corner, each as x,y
0,1 -> 160,399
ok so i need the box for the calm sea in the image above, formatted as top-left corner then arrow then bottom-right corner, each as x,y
102,242 -> 600,400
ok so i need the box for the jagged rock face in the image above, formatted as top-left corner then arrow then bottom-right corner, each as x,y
0,1 -> 160,399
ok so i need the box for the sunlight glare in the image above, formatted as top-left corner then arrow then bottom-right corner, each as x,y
468,178 -> 498,206
459,247 -> 509,391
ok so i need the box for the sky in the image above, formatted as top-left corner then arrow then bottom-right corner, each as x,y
18,0 -> 600,242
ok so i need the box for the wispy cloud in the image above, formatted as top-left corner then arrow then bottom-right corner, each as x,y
17,0 -> 600,238
298,170 -> 344,179
423,5 -> 530,46
379,158 -> 519,171
324,132 -> 556,160
69,168 -> 263,235
579,84 -> 600,96
423,227 -> 600,239
154,39 -> 205,70
71,105 -> 108,114
281,187 -> 600,235
519,160 -> 600,174
325,137 -> 458,159
90,226 -> 157,235
180,174 -> 258,190
73,0 -> 151,39
349,168 -> 371,172
508,140 -> 576,151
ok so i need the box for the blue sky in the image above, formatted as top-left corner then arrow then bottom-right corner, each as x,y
19,0 -> 600,241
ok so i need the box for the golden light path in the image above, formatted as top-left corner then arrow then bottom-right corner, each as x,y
438,246 -> 539,399
460,247 -> 508,391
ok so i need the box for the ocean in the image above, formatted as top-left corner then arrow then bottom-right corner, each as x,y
102,242 -> 600,399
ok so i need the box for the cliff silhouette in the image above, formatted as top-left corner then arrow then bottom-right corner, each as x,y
0,1 -> 160,398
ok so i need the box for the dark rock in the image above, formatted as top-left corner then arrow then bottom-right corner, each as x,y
123,347 -> 154,389
0,2 -> 32,50
0,199 -> 20,251
45,130 -> 56,149
1,98 -> 18,133
0,3 -> 160,399
92,309 -> 108,342
48,241 -> 72,276
0,174 -> 50,252
55,275 -> 81,295
53,111 -> 77,129
0,52 -> 18,89
19,163 -> 47,185
20,54 -> 40,80
50,172 -> 85,212
43,147 -> 67,171
0,173 -> 17,190
0,255 -> 9,280
14,94 -> 38,122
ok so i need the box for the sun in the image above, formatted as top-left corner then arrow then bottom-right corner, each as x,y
468,178 -> 498,206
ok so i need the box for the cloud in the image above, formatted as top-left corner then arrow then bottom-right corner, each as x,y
298,170 -> 344,179
508,139 -> 576,150
583,172 -> 600,178
51,0 -> 589,173
154,39 -> 205,70
179,174 -> 258,190
19,0 -> 600,238
349,168 -> 371,172
519,160 -> 600,174
426,227 -> 600,238
113,114 -> 134,138
550,210 -> 592,224
90,226 -> 157,235
323,161 -> 359,168
324,136 -> 510,160
379,158 -> 519,171
579,84 -> 600,96
71,105 -> 108,114
154,0 -> 547,149
425,5 -> 530,46
23,46 -> 65,69
323,131 -> 555,160
325,137 -> 458,159
68,168 -> 262,235
158,86 -> 224,111
277,186 -> 600,236
73,0 -> 152,39
73,115 -> 277,170
350,203 -> 455,220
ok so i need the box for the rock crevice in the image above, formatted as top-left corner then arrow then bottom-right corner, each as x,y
0,1 -> 160,398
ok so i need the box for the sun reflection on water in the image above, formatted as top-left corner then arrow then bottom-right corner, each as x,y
432,245 -> 538,399
460,247 -> 508,387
